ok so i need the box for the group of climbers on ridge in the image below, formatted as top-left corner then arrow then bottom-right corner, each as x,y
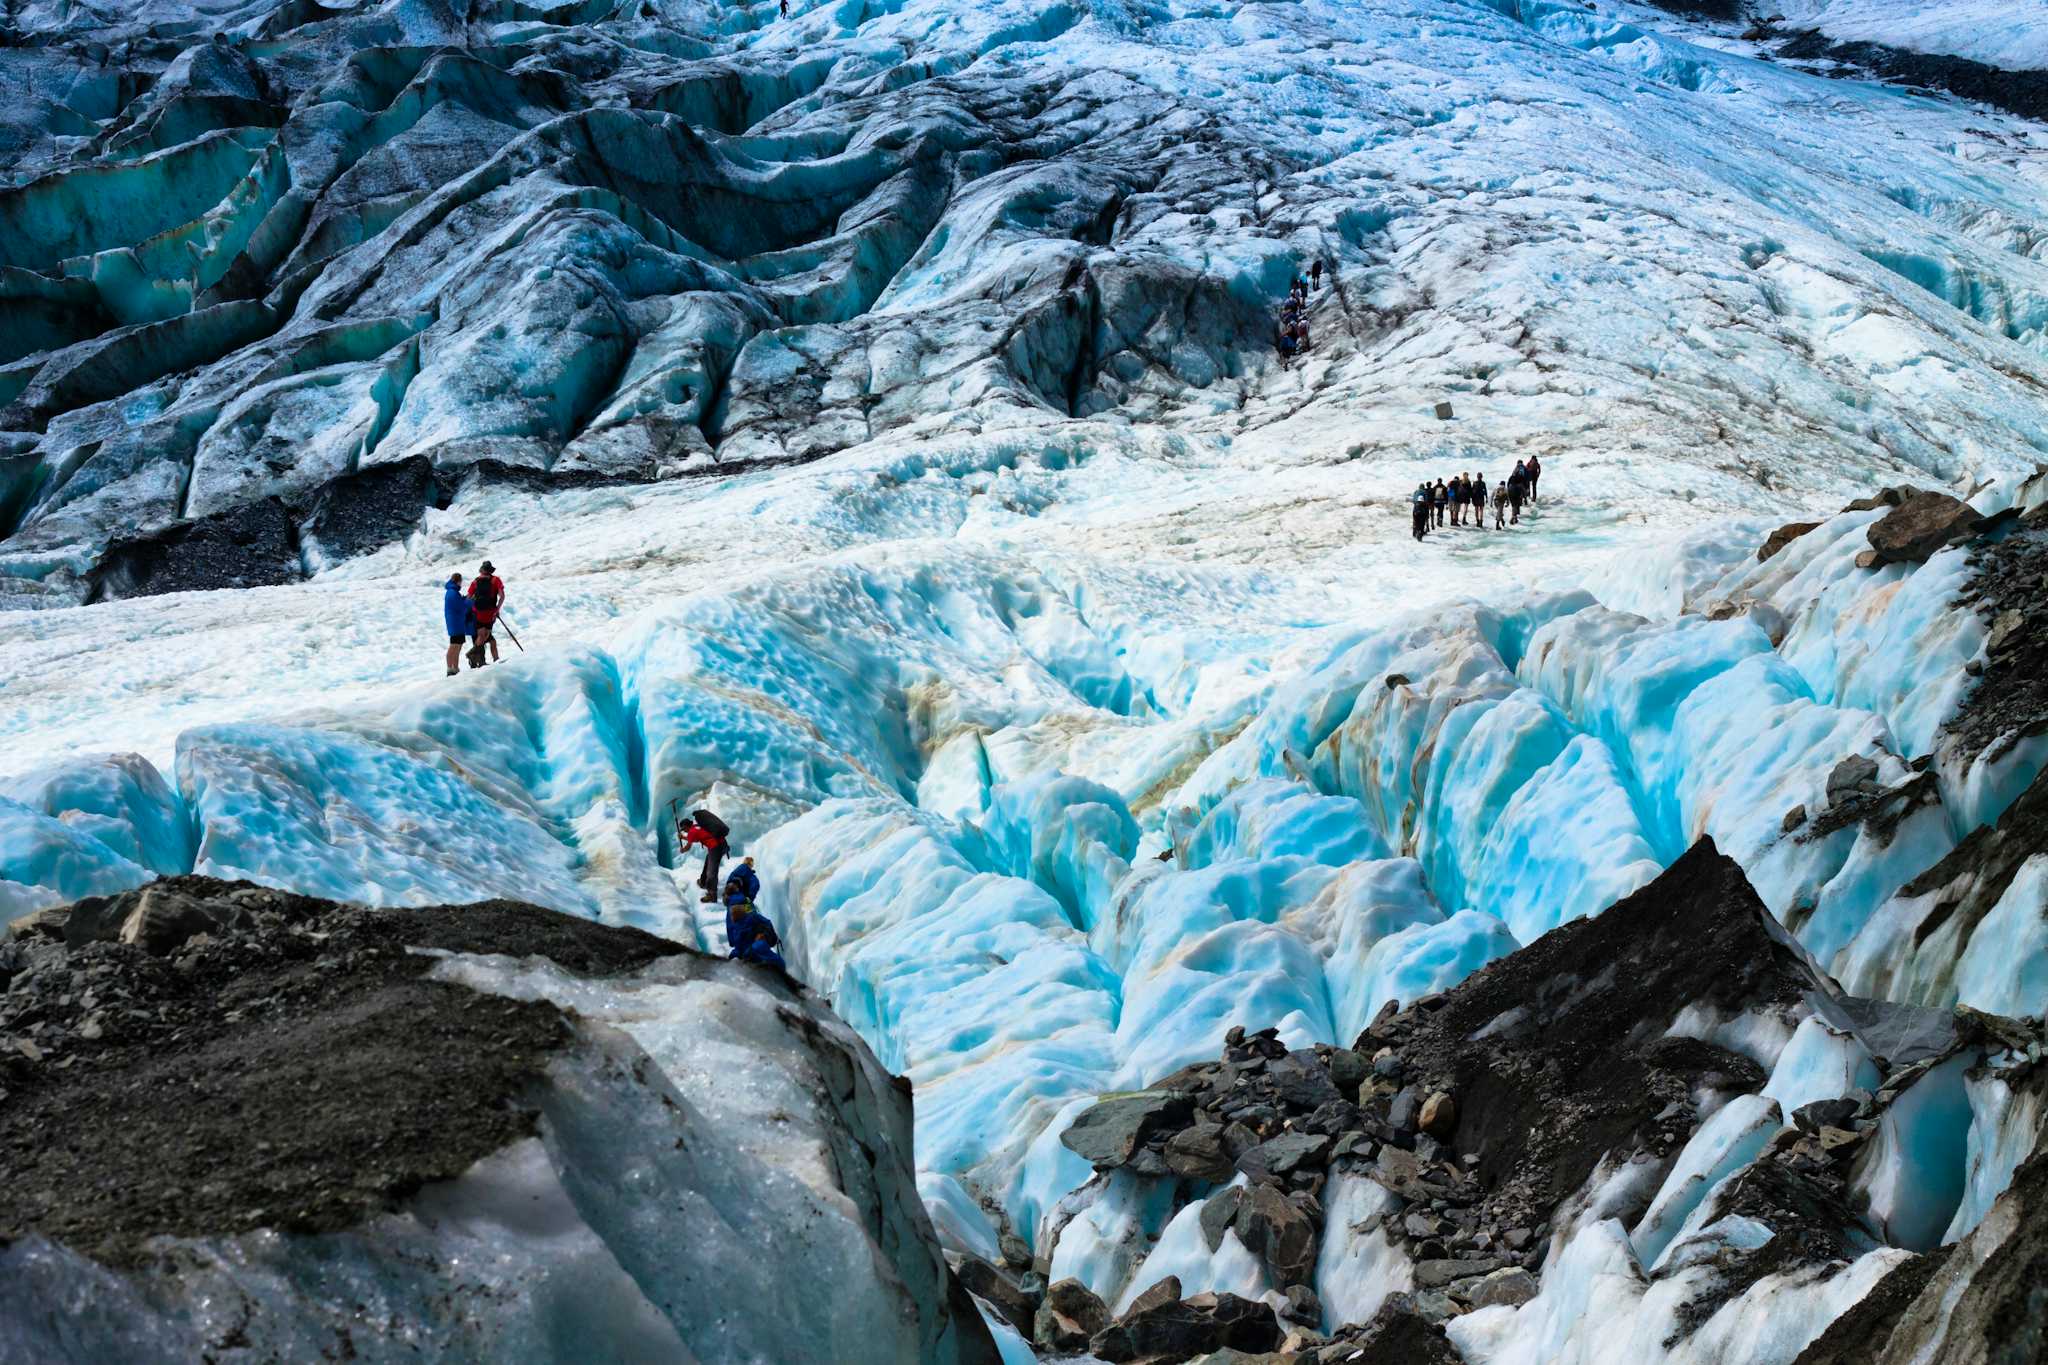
441,561 -> 507,674
678,807 -> 785,970
1409,457 -> 1542,541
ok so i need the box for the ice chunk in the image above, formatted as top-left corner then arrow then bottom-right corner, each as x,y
754,800 -> 1118,1217
1,751 -> 193,878
1943,1063 -> 2045,1243
0,796 -> 153,918
1630,1094 -> 1783,1270
1761,1015 -> 1881,1117
921,1170 -> 1004,1262
1180,778 -> 1389,869
1854,1053 -> 1973,1251
1114,1192 -> 1277,1315
1952,855 -> 2048,1019
976,772 -> 1138,931
1346,908 -> 1520,1034
436,953 -> 994,1363
1314,1171 -> 1411,1329
175,722 -> 598,914
1046,1171 -> 1183,1308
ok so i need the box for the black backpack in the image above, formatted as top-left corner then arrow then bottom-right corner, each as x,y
693,808 -> 730,841
472,575 -> 501,612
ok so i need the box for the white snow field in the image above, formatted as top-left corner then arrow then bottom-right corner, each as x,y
1766,0 -> 2048,72
4,0 -> 2048,1357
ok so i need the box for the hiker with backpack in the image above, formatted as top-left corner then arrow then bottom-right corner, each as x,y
1433,478 -> 1449,528
677,808 -> 731,904
1508,463 -> 1529,524
443,574 -> 476,676
466,561 -> 506,668
1492,479 -> 1509,529
1527,455 -> 1542,502
1411,482 -> 1432,541
1310,259 -> 1323,291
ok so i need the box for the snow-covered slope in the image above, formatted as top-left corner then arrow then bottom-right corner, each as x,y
4,0 -> 2048,1358
1767,0 -> 2048,73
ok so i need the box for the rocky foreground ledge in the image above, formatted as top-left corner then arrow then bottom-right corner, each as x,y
953,842 -> 2047,1365
0,878 -> 998,1364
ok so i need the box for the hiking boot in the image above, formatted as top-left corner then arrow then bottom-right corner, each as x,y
700,892 -> 718,904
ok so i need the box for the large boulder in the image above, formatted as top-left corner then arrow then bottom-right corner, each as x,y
1089,1290 -> 1282,1363
1858,490 -> 1982,567
1061,1089 -> 1197,1169
1035,1277 -> 1111,1351
1232,1182 -> 1318,1285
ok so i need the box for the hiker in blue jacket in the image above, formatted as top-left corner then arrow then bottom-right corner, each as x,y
725,884 -> 784,970
724,856 -> 761,906
443,573 -> 476,676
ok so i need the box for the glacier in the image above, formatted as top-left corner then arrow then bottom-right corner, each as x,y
4,0 -> 2048,1358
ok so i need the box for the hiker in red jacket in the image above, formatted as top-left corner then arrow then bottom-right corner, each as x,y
677,809 -> 731,904
467,560 -> 505,668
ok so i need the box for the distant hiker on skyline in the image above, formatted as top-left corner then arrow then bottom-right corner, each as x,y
678,808 -> 731,904
443,574 -> 475,676
466,561 -> 505,668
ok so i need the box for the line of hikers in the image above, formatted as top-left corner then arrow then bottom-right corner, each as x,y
677,807 -> 786,970
441,560 -> 509,674
1410,457 -> 1542,541
1276,260 -> 1324,360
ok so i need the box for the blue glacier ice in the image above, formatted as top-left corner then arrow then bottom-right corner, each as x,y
3,0 -> 2048,1355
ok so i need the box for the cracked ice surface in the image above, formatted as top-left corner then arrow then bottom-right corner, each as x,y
3,0 -> 2048,1357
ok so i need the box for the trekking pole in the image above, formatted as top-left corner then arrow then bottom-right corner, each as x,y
496,614 -> 525,652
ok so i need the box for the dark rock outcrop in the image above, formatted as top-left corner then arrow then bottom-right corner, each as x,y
297,454 -> 451,569
1284,1294 -> 1464,1365
0,876 -> 681,1261
1858,489 -> 1981,568
84,496 -> 301,601
1759,519 -> 1821,562
1061,1088 -> 1198,1169
1369,839 -> 1825,1231
0,876 -> 1000,1364
1036,1276 -> 1111,1351
958,1256 -> 1039,1336
1775,30 -> 2048,123
1089,1289 -> 1281,1363
1945,521 -> 2048,776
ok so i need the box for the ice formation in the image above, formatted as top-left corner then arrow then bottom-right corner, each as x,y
4,0 -> 2048,1358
